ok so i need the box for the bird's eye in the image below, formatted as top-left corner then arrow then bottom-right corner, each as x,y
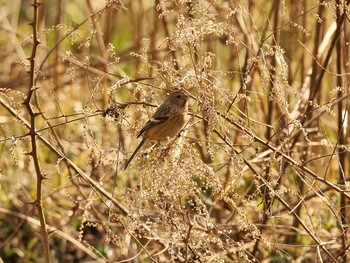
176,95 -> 181,99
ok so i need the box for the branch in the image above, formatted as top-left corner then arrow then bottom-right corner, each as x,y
23,1 -> 51,262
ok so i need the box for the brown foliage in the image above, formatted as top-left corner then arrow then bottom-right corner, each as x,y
0,0 -> 349,262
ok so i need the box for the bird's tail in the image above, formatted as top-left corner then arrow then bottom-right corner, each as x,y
124,138 -> 146,170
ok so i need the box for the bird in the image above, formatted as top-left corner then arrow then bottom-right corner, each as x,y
124,90 -> 189,169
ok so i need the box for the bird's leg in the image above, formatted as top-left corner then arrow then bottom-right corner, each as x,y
141,142 -> 157,160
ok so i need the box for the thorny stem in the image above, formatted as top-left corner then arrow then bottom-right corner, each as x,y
23,1 -> 51,262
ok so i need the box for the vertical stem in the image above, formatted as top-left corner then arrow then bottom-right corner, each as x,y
286,0 -> 309,245
155,0 -> 179,70
23,1 -> 51,262
336,1 -> 348,262
306,0 -> 350,104
265,0 -> 280,140
252,0 -> 280,259
307,3 -> 324,105
54,0 -> 64,90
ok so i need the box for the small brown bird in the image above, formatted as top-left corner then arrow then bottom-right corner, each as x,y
124,90 -> 189,169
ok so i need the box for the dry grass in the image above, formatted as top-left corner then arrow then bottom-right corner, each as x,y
0,0 -> 349,262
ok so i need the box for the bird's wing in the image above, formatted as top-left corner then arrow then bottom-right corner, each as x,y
137,105 -> 171,137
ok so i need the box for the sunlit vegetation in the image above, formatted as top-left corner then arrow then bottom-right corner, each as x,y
0,0 -> 349,262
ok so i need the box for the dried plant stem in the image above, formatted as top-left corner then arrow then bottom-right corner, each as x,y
253,0 -> 281,258
23,1 -> 50,262
298,0 -> 350,127
336,2 -> 348,262
53,0 -> 64,91
156,0 -> 179,70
